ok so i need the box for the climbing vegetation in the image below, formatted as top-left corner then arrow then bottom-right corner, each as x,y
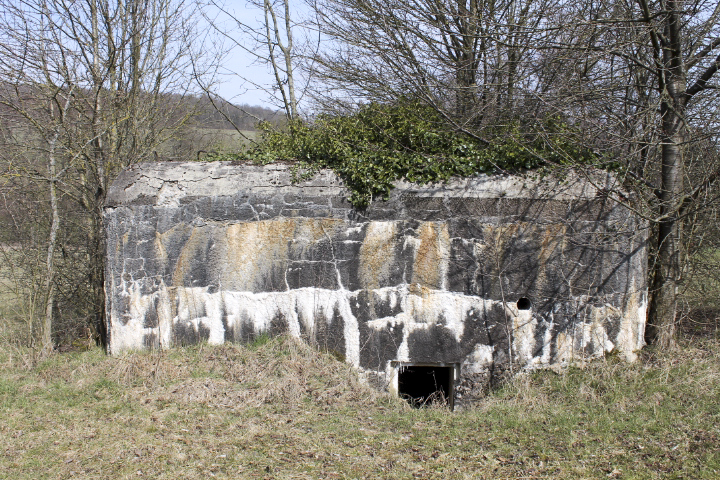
209,100 -> 598,207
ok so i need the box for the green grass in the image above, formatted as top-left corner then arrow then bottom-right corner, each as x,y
196,128 -> 258,151
0,336 -> 718,479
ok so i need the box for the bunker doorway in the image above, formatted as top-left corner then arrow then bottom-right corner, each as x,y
396,364 -> 456,410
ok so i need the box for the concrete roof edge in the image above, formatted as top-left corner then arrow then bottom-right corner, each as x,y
105,161 -> 621,207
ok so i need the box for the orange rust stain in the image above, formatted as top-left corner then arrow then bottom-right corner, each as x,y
407,282 -> 435,299
359,222 -> 397,289
479,222 -> 566,292
491,223 -> 521,252
290,218 -> 345,258
168,218 -> 349,292
172,225 -> 208,286
539,224 -> 566,262
535,223 -> 567,293
154,231 -> 169,270
411,222 -> 450,289
220,218 -> 297,291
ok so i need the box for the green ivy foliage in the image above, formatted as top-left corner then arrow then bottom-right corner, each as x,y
216,100 -> 598,207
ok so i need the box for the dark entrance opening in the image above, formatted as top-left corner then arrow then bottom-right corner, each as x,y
517,297 -> 532,310
397,365 -> 454,409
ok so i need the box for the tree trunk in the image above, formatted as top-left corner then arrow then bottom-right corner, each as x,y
456,56 -> 477,120
264,0 -> 298,121
646,133 -> 683,347
90,211 -> 107,347
646,207 -> 681,348
42,152 -> 60,351
645,1 -> 686,348
42,92 -> 69,351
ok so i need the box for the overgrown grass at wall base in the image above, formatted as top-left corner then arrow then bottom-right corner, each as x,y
213,101 -> 599,207
0,336 -> 718,479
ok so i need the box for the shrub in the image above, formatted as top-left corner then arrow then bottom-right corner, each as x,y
213,100 -> 598,207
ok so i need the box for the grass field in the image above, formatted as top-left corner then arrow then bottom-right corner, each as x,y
197,128 -> 258,148
153,127 -> 259,162
191,128 -> 258,156
0,334 -> 718,479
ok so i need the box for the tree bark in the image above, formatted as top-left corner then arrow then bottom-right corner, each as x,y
42,148 -> 60,351
645,0 -> 686,348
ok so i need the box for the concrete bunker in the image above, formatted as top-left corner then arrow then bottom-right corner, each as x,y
104,161 -> 648,408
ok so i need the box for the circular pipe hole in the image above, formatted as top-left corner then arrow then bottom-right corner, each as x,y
517,298 -> 532,310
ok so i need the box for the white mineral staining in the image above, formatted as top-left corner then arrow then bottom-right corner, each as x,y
155,180 -> 184,207
128,286 -> 363,366
110,281 -> 158,355
512,305 -> 537,365
586,304 -> 619,354
614,282 -> 647,362
366,287 -> 489,364
508,293 -> 647,369
464,344 -> 495,373
537,315 -> 555,365
156,286 -> 174,348
176,287 -> 226,345
112,277 -> 647,371
116,284 -> 487,368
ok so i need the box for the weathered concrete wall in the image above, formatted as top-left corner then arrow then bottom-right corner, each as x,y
104,162 -> 647,406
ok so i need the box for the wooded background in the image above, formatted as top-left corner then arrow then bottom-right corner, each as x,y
1,0 -> 719,352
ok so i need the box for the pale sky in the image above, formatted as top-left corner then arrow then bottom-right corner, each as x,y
209,0 -> 311,109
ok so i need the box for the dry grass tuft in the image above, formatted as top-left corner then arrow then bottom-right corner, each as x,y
109,336 -> 385,411
0,334 -> 718,479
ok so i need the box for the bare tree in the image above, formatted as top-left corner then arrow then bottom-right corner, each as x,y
0,0 -> 210,348
308,0 -> 720,347
533,0 -> 720,347
308,0 -> 561,132
203,0 -> 306,122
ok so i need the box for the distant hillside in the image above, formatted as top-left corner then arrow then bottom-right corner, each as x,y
0,82 -> 283,133
190,96 -> 285,131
